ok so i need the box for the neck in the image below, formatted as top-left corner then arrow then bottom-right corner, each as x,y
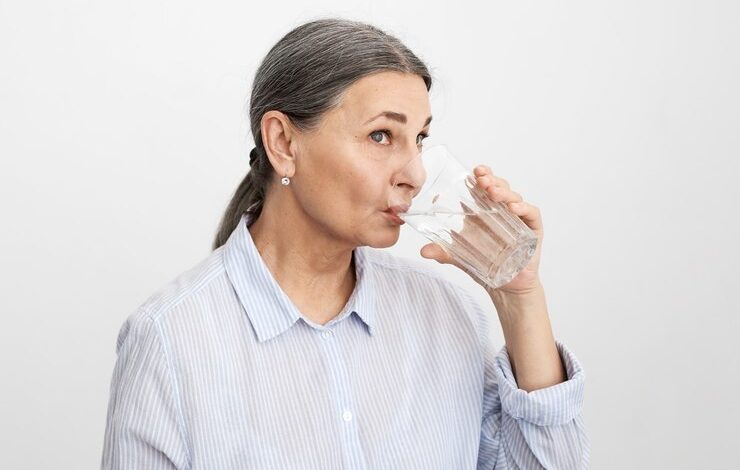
247,195 -> 356,325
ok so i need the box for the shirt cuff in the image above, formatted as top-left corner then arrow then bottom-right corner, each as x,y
494,339 -> 585,426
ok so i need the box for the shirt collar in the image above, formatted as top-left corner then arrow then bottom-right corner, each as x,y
223,211 -> 377,342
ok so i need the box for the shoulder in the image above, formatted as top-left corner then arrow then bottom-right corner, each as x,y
117,246 -> 228,347
362,247 -> 472,301
363,247 -> 486,322
362,246 -> 451,284
363,247 -> 492,352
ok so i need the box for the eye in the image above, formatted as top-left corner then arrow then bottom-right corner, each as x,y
369,129 -> 431,147
369,130 -> 391,145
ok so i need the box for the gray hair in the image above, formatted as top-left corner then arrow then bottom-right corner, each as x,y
212,17 -> 434,250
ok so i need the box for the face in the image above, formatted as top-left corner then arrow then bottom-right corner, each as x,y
292,71 -> 432,248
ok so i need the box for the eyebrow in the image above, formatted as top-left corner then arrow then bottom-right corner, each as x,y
364,111 -> 433,127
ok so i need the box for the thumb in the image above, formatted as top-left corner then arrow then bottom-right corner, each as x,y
420,243 -> 449,264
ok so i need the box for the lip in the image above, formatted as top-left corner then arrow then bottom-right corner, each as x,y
386,203 -> 411,216
382,209 -> 406,225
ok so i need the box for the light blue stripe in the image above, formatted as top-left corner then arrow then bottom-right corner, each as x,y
101,212 -> 589,469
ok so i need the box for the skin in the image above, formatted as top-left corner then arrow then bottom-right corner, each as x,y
249,70 -> 565,392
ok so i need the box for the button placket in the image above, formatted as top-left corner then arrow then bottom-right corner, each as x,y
315,325 -> 368,469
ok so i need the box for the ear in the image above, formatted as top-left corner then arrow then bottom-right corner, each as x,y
261,111 -> 297,177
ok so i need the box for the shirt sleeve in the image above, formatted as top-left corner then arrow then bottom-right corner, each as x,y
455,287 -> 591,470
100,311 -> 191,470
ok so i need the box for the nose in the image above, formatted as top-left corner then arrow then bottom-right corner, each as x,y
392,150 -> 427,199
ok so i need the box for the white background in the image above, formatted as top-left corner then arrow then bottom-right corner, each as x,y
1,1 -> 738,468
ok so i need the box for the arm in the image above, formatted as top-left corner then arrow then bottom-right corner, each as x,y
457,287 -> 590,469
423,164 -> 590,467
100,312 -> 191,470
487,281 -> 564,393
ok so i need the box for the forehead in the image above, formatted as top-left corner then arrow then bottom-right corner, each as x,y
334,72 -> 431,127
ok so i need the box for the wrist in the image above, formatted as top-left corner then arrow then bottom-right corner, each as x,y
486,279 -> 545,301
487,281 -> 547,323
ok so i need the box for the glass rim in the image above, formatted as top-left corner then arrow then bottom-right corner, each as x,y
401,143 -> 466,201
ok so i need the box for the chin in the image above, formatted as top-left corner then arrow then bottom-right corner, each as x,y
364,227 -> 401,249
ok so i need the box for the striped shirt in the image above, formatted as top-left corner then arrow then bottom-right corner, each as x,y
101,211 -> 590,469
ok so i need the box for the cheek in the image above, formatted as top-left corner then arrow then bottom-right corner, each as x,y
344,168 -> 387,212
347,174 -> 380,205
303,141 -> 390,215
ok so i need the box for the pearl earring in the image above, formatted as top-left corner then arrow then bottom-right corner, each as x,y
281,176 -> 290,186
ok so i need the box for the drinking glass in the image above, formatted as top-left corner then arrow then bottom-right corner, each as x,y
388,144 -> 538,290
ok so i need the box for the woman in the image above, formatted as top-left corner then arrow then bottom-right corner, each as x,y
101,18 -> 589,470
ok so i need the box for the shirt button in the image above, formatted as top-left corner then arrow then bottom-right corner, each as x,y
322,330 -> 333,339
342,410 -> 353,422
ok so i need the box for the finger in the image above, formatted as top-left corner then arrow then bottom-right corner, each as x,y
473,165 -> 493,177
420,243 -> 453,264
476,174 -> 510,190
488,184 -> 522,203
507,201 -> 543,231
